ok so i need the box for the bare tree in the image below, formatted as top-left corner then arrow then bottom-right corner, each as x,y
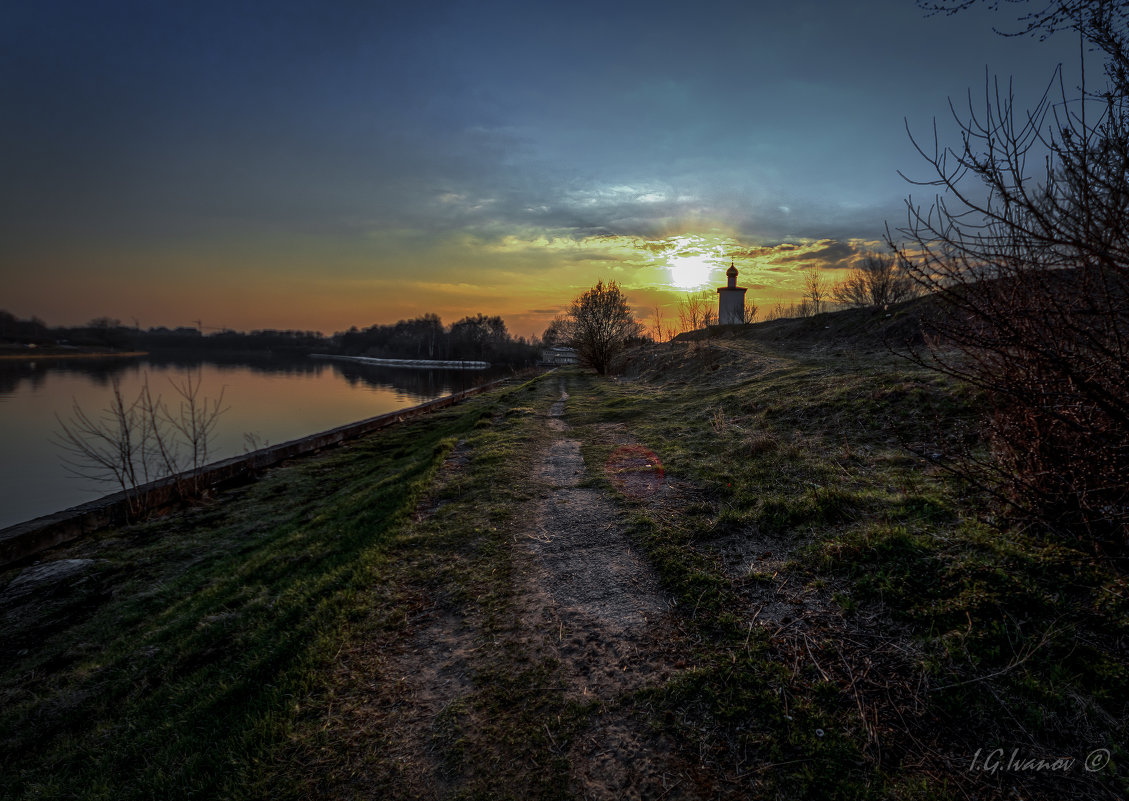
742,300 -> 759,323
833,254 -> 920,308
541,315 -> 573,347
651,306 -> 667,342
55,371 -> 227,514
567,280 -> 643,375
701,298 -> 717,328
677,290 -> 720,332
165,371 -> 227,496
802,268 -> 828,316
763,300 -> 803,321
677,292 -> 705,333
891,1 -> 1129,545
833,269 -> 873,309
918,0 -> 1129,88
55,381 -> 146,512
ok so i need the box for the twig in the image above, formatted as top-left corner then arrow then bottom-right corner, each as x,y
803,635 -> 831,682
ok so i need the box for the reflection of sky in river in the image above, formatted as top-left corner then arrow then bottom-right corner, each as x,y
0,355 -> 511,528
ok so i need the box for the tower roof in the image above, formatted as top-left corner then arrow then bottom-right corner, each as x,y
726,261 -> 738,277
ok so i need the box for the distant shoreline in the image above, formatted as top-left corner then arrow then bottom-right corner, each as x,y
0,349 -> 148,361
311,354 -> 491,370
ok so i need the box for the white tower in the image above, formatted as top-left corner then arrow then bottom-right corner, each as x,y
717,261 -> 747,325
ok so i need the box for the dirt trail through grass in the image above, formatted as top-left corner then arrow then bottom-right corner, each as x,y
515,376 -> 692,797
278,373 -> 705,800
524,377 -> 668,660
366,375 -> 697,798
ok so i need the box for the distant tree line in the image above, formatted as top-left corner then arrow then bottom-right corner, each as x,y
0,310 -> 51,343
336,313 -> 538,363
756,256 -> 922,323
0,310 -> 540,365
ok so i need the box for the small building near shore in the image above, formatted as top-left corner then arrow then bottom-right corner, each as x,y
717,261 -> 747,325
540,346 -> 580,366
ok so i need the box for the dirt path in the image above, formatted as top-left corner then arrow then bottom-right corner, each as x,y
310,374 -> 708,799
512,377 -> 701,798
521,377 -> 669,689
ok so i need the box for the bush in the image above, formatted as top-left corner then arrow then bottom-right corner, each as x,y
566,280 -> 643,375
892,2 -> 1129,549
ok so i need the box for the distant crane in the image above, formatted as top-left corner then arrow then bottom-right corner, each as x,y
188,320 -> 225,333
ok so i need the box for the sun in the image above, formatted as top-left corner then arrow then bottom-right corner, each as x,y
667,253 -> 716,290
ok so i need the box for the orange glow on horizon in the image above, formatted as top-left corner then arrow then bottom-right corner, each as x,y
7,231 -> 883,339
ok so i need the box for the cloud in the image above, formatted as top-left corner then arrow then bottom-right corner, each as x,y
566,252 -> 621,262
772,239 -> 858,268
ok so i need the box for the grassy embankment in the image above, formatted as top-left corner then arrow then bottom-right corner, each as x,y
568,336 -> 1127,799
1,316 -> 1126,799
0,376 -> 539,799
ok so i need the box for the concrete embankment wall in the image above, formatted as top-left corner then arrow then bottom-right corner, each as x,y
0,376 -> 515,568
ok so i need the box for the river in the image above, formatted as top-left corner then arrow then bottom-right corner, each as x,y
0,352 -> 513,529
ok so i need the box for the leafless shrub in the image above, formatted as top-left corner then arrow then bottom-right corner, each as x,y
803,268 -> 829,315
54,371 -> 227,515
890,3 -> 1129,549
833,254 -> 920,309
762,300 -> 812,321
165,370 -> 227,496
55,382 -> 145,513
677,290 -> 717,332
702,302 -> 717,328
243,432 -> 269,453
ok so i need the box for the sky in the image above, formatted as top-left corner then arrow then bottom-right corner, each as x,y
0,0 -> 1092,337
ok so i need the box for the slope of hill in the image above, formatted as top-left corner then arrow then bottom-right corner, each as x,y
673,294 -> 934,354
1,338 -> 1124,800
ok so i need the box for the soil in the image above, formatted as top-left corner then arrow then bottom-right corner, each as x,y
316,375 -> 718,799
514,378 -> 701,798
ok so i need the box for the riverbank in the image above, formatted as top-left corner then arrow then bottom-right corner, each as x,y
0,348 -> 147,360
1,340 -> 1124,800
0,376 -> 513,567
0,352 -> 516,529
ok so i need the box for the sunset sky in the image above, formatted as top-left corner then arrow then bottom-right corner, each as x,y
1,0 -> 1088,337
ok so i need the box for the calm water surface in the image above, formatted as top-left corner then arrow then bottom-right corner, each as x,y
0,353 -> 511,529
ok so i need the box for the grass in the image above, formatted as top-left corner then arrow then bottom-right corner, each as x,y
247,372 -> 582,800
0,379 -> 528,800
2,333 -> 1126,800
562,340 -> 1127,799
